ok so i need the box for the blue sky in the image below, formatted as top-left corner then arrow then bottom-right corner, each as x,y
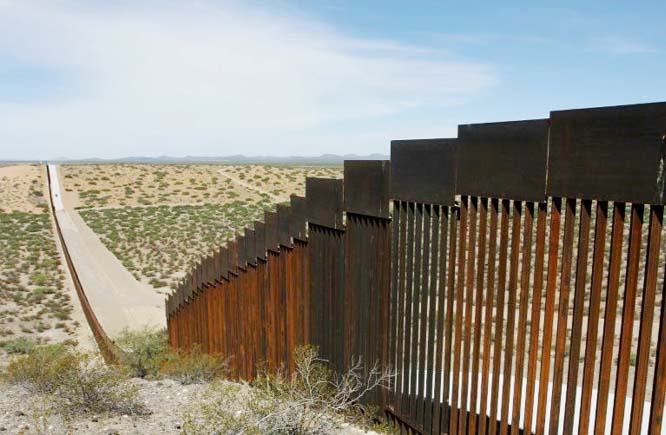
0,0 -> 664,159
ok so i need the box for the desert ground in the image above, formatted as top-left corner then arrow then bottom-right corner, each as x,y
61,164 -> 341,291
0,165 -> 89,358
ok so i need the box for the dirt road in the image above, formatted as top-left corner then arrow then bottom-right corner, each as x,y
217,168 -> 282,201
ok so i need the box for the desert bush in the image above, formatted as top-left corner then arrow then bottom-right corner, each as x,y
55,353 -> 144,416
2,336 -> 37,354
5,343 -> 78,393
5,345 -> 145,416
183,345 -> 392,434
115,327 -> 169,378
160,345 -> 228,385
116,328 -> 227,384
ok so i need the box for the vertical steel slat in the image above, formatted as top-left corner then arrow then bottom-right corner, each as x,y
489,199 -> 510,435
344,217 -> 357,373
461,196 -> 477,435
611,203 -> 644,433
284,247 -> 296,373
549,197 -> 577,435
353,216 -> 364,395
379,218 -> 392,409
594,202 -> 625,435
416,204 -> 432,428
442,206 -> 458,432
523,201 -> 548,434
365,216 -> 375,405
480,197 -> 498,435
511,201 -> 534,435
432,206 -> 450,435
450,196 -> 468,435
579,201 -> 608,435
649,225 -> 666,433
629,205 -> 662,431
256,259 -> 267,368
395,202 -> 408,415
250,265 -> 261,378
390,201 -> 401,408
500,200 -> 521,435
563,199 -> 591,435
401,203 -> 416,416
409,203 -> 424,421
335,229 -> 347,371
424,204 -> 441,432
470,197 -> 487,435
536,197 -> 562,435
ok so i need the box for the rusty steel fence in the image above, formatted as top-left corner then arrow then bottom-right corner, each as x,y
166,102 -> 666,434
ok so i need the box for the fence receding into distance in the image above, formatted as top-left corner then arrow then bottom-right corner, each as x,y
166,102 -> 666,434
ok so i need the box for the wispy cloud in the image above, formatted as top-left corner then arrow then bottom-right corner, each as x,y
588,36 -> 659,55
0,0 -> 496,158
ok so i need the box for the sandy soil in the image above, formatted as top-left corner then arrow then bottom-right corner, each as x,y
0,165 -> 48,213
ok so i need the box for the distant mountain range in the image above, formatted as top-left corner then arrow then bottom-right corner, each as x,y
1,154 -> 389,165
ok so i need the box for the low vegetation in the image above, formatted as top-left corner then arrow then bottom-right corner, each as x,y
183,345 -> 393,434
80,201 -> 272,290
1,330 -> 389,434
115,328 -> 228,383
4,343 -> 144,417
62,164 -> 342,209
0,165 -> 78,353
63,163 -> 342,292
0,210 -> 77,348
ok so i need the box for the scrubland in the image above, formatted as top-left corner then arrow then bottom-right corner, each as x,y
0,165 -> 79,357
62,164 -> 342,290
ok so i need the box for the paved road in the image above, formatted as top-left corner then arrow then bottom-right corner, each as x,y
48,164 -> 165,337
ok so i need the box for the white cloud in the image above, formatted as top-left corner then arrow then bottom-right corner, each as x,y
0,0 -> 497,158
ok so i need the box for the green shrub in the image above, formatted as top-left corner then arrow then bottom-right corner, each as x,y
6,346 -> 145,416
115,328 -> 227,384
116,327 -> 169,378
2,336 -> 37,354
5,343 -> 75,393
56,353 -> 145,416
183,346 -> 391,434
160,345 -> 228,385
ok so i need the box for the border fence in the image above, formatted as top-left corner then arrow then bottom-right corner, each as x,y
166,102 -> 666,434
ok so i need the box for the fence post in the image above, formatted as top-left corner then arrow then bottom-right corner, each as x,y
389,138 -> 457,433
342,160 -> 391,409
305,177 -> 345,370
